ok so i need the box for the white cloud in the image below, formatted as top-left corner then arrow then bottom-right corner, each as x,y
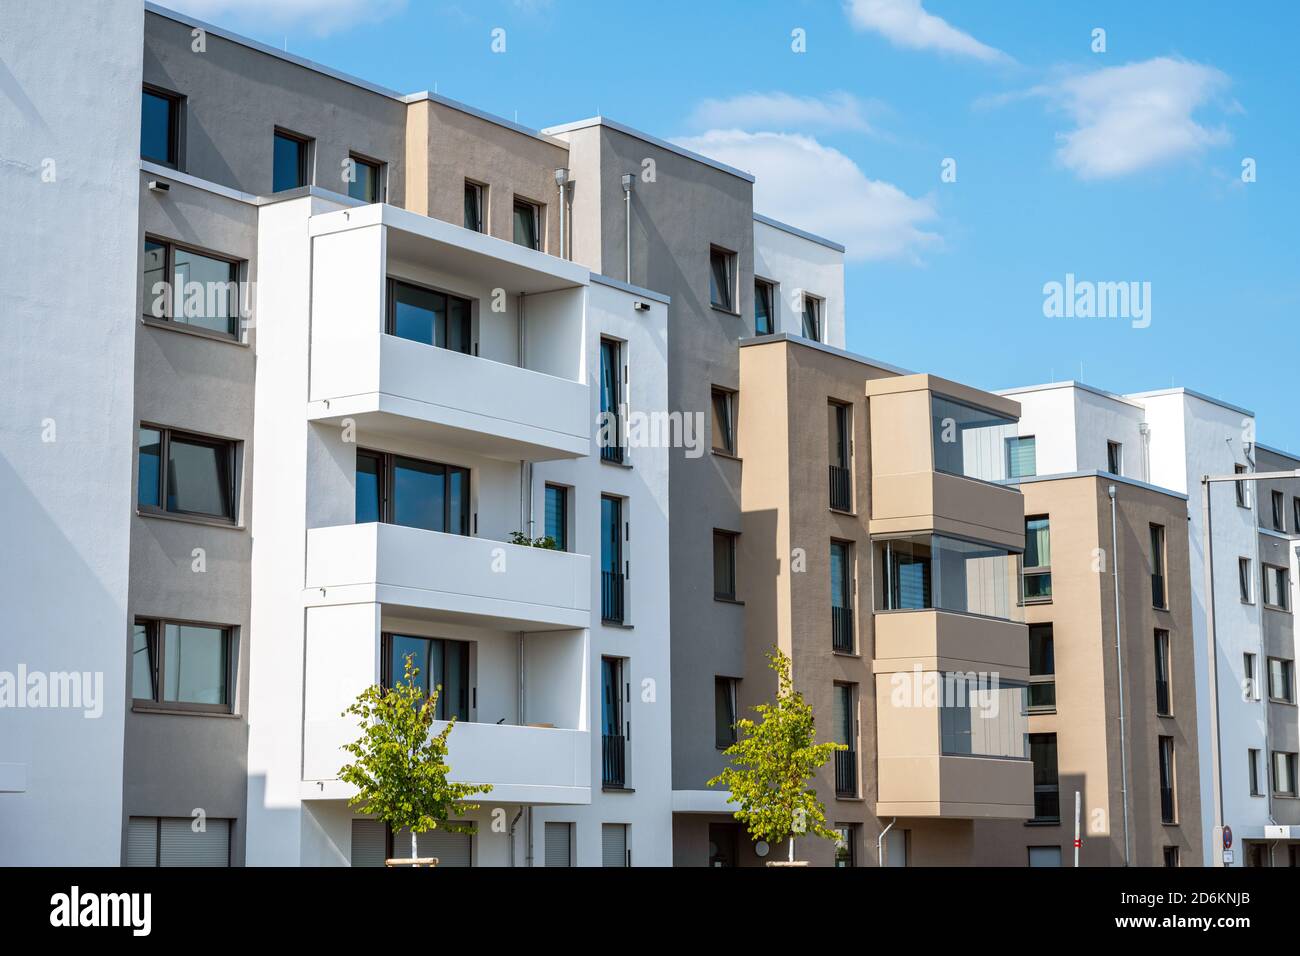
685,91 -> 880,135
675,130 -> 939,262
845,0 -> 1008,63
1036,57 -> 1231,179
164,0 -> 405,37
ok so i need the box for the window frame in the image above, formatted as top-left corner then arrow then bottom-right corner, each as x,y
137,424 -> 239,523
1293,496 -> 1300,535
600,494 -> 626,624
272,127 -> 314,192
142,236 -> 243,339
713,529 -> 739,602
1028,623 -> 1056,713
141,84 -> 183,169
464,180 -> 486,233
801,292 -> 824,342
1029,732 -> 1060,824
754,277 -> 776,335
380,632 -> 471,722
1234,464 -> 1250,509
1245,653 -> 1260,701
1267,657 -> 1295,704
1154,628 -> 1172,716
828,401 -> 853,512
1106,440 -> 1123,476
1263,564 -> 1290,611
599,337 -> 626,464
355,447 -> 471,535
710,386 -> 737,456
132,618 -> 237,714
714,676 -> 738,750
1158,735 -> 1177,824
1149,523 -> 1168,610
833,681 -> 858,798
1249,748 -> 1263,796
1006,435 -> 1037,480
346,151 -> 385,203
385,276 -> 474,354
512,196 -> 541,250
543,483 -> 570,552
708,245 -> 738,313
1272,490 -> 1285,531
1239,557 -> 1255,604
1022,515 -> 1053,604
1273,751 -> 1298,798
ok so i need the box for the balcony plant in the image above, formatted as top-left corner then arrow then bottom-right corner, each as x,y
509,531 -> 559,549
708,647 -> 845,866
338,654 -> 492,866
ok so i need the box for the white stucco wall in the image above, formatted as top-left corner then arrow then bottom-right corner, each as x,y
753,217 -> 846,348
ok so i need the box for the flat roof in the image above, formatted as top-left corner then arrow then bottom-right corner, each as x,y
1126,386 -> 1255,419
997,380 -> 1146,410
1013,470 -> 1189,502
542,116 -> 756,183
739,332 -> 911,376
753,213 -> 846,253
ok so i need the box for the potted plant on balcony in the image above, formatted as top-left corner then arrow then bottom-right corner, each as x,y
508,531 -> 558,549
708,647 -> 845,866
339,654 -> 492,867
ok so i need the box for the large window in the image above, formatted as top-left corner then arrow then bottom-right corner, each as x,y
512,197 -> 540,250
1159,736 -> 1177,823
754,278 -> 775,334
544,484 -> 569,551
801,294 -> 823,341
386,278 -> 471,354
601,495 -> 624,623
931,395 -> 1018,483
1006,435 -> 1037,479
356,449 -> 469,535
875,533 -> 1022,621
141,86 -> 181,167
383,633 -> 469,721
939,674 -> 1029,759
711,387 -> 736,455
1263,565 -> 1290,610
828,402 -> 852,511
138,426 -> 237,521
273,129 -> 312,192
1030,733 -> 1060,823
833,683 -> 857,797
709,246 -> 736,312
142,238 -> 241,337
464,181 -> 485,232
347,154 -> 383,203
1028,623 -> 1055,712
1154,629 -> 1172,716
831,541 -> 854,653
714,676 -> 738,749
1150,524 -> 1167,609
713,530 -> 738,601
1274,752 -> 1298,797
1268,658 -> 1295,703
599,338 -> 624,463
132,620 -> 235,712
602,657 -> 626,787
1023,516 -> 1052,603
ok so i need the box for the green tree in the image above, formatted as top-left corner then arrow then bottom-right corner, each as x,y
708,647 -> 845,863
338,654 -> 492,862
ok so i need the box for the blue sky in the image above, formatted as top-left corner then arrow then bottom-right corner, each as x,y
169,0 -> 1300,450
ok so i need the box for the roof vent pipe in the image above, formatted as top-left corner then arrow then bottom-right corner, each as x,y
621,174 -> 633,283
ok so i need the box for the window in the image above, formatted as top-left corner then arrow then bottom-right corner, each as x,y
831,541 -> 854,653
601,823 -> 628,868
1294,496 -> 1300,534
1234,464 -> 1249,508
543,822 -> 573,867
601,495 -> 624,622
834,825 -> 857,868
464,181 -> 485,232
754,278 -> 775,334
709,246 -> 736,312
939,673 -> 1030,758
711,387 -> 736,455
1272,490 -> 1285,531
875,534 -> 1022,620
1245,653 -> 1259,700
1239,557 -> 1254,604
1006,435 -> 1037,479
833,683 -> 857,797
512,197 -> 540,250
828,402 -> 852,511
356,449 -> 469,535
1268,658 -> 1294,703
714,676 -> 738,749
713,530 -> 738,601
1028,623 -> 1055,711
1030,733 -> 1060,823
1263,565 -> 1290,610
599,338 -> 625,463
1163,846 -> 1179,868
708,823 -> 739,867
1149,524 -> 1167,609
347,154 -> 383,203
382,633 -> 469,721
931,395 -> 1018,482
601,657 -> 626,787
141,86 -> 181,167
272,129 -> 312,192
142,238 -> 241,337
132,620 -> 235,712
801,294 -> 823,341
544,484 -> 568,551
1154,629 -> 1172,716
1249,749 -> 1263,796
1158,736 -> 1176,824
1274,752 -> 1298,797
1023,516 -> 1053,603
127,817 -> 230,867
1104,440 -> 1123,476
386,278 -> 471,354
138,426 -> 237,521
1027,846 -> 1062,868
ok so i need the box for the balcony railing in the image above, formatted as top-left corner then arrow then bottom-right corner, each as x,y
1033,784 -> 1060,823
834,749 -> 857,797
602,733 -> 626,788
832,605 -> 854,653
602,570 -> 625,623
600,412 -> 625,464
828,464 -> 851,511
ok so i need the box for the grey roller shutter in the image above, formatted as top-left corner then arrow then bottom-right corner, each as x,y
350,819 -> 388,867
601,823 -> 627,867
544,822 -> 572,867
393,826 -> 472,866
159,817 -> 230,866
126,817 -> 158,867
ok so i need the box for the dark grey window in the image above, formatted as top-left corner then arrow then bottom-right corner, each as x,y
833,683 -> 857,797
1159,736 -> 1176,823
348,154 -> 383,203
709,246 -> 736,311
1107,440 -> 1123,476
599,338 -> 624,463
132,619 -> 235,712
713,530 -> 738,601
1023,516 -> 1052,602
1240,557 -> 1254,603
714,676 -> 737,749
1268,658 -> 1294,703
137,425 -> 236,521
273,129 -> 311,192
1264,565 -> 1290,610
141,86 -> 181,167
1272,490 -> 1285,531
1029,623 -> 1055,711
355,449 -> 469,535
754,279 -> 775,334
1030,733 -> 1060,822
711,387 -> 735,455
1163,846 -> 1179,867
829,402 -> 852,511
601,495 -> 625,622
512,197 -> 540,250
142,237 -> 241,337
387,278 -> 471,353
801,294 -> 823,341
544,484 -> 568,551
464,181 -> 485,232
601,657 -> 626,787
1249,748 -> 1263,795
1150,523 -> 1167,609
382,632 -> 469,721
1154,629 -> 1171,716
831,540 -> 854,653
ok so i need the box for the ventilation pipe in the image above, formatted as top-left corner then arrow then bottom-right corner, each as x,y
1109,484 -> 1132,867
621,173 -> 633,282
554,167 -> 569,260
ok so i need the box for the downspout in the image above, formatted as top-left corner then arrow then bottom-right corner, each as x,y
876,817 -> 897,867
508,808 -> 523,867
621,174 -> 633,282
1109,484 -> 1132,866
554,168 -> 568,260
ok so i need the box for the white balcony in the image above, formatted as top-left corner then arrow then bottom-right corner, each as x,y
305,522 -> 590,631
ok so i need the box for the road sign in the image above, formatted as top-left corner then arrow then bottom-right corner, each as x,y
1223,825 -> 1233,849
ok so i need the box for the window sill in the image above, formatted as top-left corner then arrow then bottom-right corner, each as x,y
132,704 -> 240,719
1267,698 -> 1297,707
831,650 -> 861,660
137,508 -> 243,531
834,794 -> 864,803
141,316 -> 248,347
602,620 -> 633,630
602,785 -> 636,794
1156,711 -> 1175,719
714,596 -> 744,606
1024,820 -> 1061,828
829,507 -> 857,517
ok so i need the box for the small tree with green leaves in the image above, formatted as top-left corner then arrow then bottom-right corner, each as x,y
339,654 -> 492,863
708,647 -> 845,863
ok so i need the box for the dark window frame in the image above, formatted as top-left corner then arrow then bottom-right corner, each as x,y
1154,628 -> 1172,716
385,276 -> 474,354
709,245 -> 737,313
1022,515 -> 1053,604
1029,732 -> 1060,823
1149,523 -> 1168,610
601,656 -> 627,787
711,386 -> 736,456
137,424 -> 238,523
347,151 -> 385,203
1159,735 -> 1177,824
464,180 -> 486,233
1267,657 -> 1295,704
544,483 -> 569,552
713,529 -> 739,602
1249,748 -> 1263,796
801,292 -> 823,341
142,235 -> 242,339
1271,490 -> 1285,531
1028,623 -> 1056,713
1006,435 -> 1037,479
754,277 -> 776,335
714,675 -> 738,750
1273,751 -> 1298,797
272,127 -> 313,192
380,631 -> 471,721
600,494 -> 626,623
355,447 -> 471,535
1263,564 -> 1290,611
512,196 -> 541,250
132,617 -> 237,714
830,539 -> 855,654
1106,440 -> 1123,476
828,401 -> 852,512
141,84 -> 183,168
1234,464 -> 1249,508
833,682 -> 858,798
599,337 -> 626,464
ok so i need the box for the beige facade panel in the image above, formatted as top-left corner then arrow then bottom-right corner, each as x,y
873,609 -> 1029,679
877,755 -> 1034,819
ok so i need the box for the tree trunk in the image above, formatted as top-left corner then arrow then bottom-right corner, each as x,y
788,835 -> 795,862
411,829 -> 418,859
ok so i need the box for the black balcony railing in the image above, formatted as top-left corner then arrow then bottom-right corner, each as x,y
832,605 -> 854,653
834,749 -> 857,797
602,733 -> 626,788
602,570 -> 625,623
600,413 -> 625,464
829,464 -> 851,511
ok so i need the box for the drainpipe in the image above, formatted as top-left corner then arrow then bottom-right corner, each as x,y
508,808 -> 523,867
621,174 -> 633,282
1109,484 -> 1132,867
876,817 -> 896,867
554,168 -> 569,260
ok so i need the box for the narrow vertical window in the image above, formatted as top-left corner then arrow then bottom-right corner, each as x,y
512,197 -> 540,250
1154,629 -> 1171,716
1107,440 -> 1123,476
1234,464 -> 1249,508
1271,490 -> 1285,530
464,181 -> 485,232
713,530 -> 737,601
711,387 -> 736,455
801,293 -> 823,341
830,541 -> 854,653
601,495 -> 624,623
601,657 -> 626,787
1149,524 -> 1167,609
1028,623 -> 1055,711
714,676 -> 737,749
544,484 -> 568,551
754,278 -> 775,334
273,129 -> 312,192
347,154 -> 383,203
599,338 -> 624,463
1030,733 -> 1060,822
709,246 -> 736,311
1158,736 -> 1176,823
828,402 -> 852,511
1239,558 -> 1254,603
1023,516 -> 1052,602
141,86 -> 181,167
833,683 -> 857,797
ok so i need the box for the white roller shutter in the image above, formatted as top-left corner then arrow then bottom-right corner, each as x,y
159,817 -> 230,866
544,822 -> 572,867
350,819 -> 388,867
126,817 -> 158,867
601,823 -> 627,867
392,826 -> 472,866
